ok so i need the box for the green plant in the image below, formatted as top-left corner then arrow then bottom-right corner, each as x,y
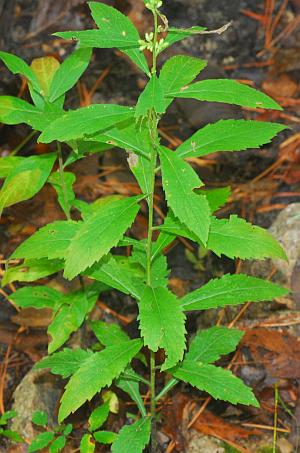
29,410 -> 72,452
0,1 -> 289,452
0,410 -> 23,444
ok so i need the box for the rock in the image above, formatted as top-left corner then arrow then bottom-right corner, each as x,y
187,432 -> 225,453
11,369 -> 63,441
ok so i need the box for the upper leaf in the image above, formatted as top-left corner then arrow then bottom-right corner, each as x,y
176,120 -> 286,159
159,146 -> 211,245
0,153 -> 56,215
55,3 -> 149,75
39,104 -> 134,143
180,274 -> 289,311
58,339 -> 142,422
0,51 -> 40,91
159,55 -> 207,107
48,171 -> 76,217
34,348 -> 93,378
31,56 -> 60,97
170,79 -> 282,110
64,195 -> 142,279
138,286 -> 186,371
111,417 -> 151,453
135,75 -> 166,118
49,48 -> 92,102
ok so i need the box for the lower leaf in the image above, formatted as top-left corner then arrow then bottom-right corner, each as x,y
111,417 -> 151,453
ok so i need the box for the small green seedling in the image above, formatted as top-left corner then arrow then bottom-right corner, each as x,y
29,410 -> 72,453
0,410 -> 23,443
0,0 -> 289,451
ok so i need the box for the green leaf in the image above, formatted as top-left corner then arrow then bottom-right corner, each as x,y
90,320 -> 129,347
0,410 -> 17,424
111,417 -> 151,453
115,367 -> 146,417
0,96 -> 53,129
159,55 -> 207,107
172,362 -> 259,407
165,26 -> 207,47
185,326 -> 244,363
48,171 -> 76,217
172,79 -> 282,110
195,187 -> 231,213
159,146 -> 211,245
55,3 -> 149,75
131,245 -> 169,288
208,215 -> 287,260
49,435 -> 66,453
87,255 -> 144,300
0,156 -> 24,178
63,424 -> 73,436
0,51 -> 40,90
29,431 -> 55,452
39,104 -> 134,143
34,348 -> 93,378
0,429 -> 24,443
93,430 -> 117,444
176,120 -> 286,158
58,339 -> 142,422
89,402 -> 110,432
64,195 -> 142,280
0,153 -> 56,214
135,75 -> 166,117
2,258 -> 63,286
11,220 -> 80,261
32,410 -> 48,427
9,285 -> 63,310
138,286 -> 186,371
181,274 -> 289,311
49,48 -> 92,102
80,434 -> 95,453
31,56 -> 60,97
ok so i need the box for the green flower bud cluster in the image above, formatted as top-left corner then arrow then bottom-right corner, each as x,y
139,32 -> 168,53
145,0 -> 163,12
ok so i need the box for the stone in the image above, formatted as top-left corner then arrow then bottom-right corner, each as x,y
187,432 -> 225,453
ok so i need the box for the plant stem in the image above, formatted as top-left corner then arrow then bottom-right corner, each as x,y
10,130 -> 37,156
57,142 -> 71,220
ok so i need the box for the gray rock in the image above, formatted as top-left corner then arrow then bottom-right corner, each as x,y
187,432 -> 225,453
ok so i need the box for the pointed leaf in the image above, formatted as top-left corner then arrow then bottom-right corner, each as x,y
31,56 -> 60,97
9,285 -> 63,310
135,75 -> 166,117
0,96 -> 50,128
29,432 -> 55,452
90,320 -> 130,346
39,104 -> 134,143
93,431 -> 117,444
172,79 -> 282,110
172,362 -> 259,407
35,348 -> 93,378
89,402 -> 110,432
0,156 -> 24,178
185,326 -> 244,363
64,195 -> 142,280
176,119 -> 286,158
111,417 -> 151,453
58,339 -> 142,422
32,411 -> 48,427
80,434 -> 95,453
48,171 -> 76,217
2,258 -> 63,286
195,187 -> 231,213
49,48 -> 92,102
0,153 -> 56,214
116,368 -> 146,417
159,146 -> 211,245
138,286 -> 186,371
181,274 -> 289,311
0,51 -> 39,90
49,435 -> 66,453
165,26 -> 207,47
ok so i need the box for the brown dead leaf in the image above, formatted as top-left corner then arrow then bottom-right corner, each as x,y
162,393 -> 191,451
262,74 -> 299,98
12,308 -> 52,328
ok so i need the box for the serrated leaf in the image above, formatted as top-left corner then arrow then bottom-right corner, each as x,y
34,348 -> 93,378
111,417 -> 151,453
31,56 -> 60,97
138,286 -> 186,371
0,156 -> 24,178
32,410 -> 48,427
39,104 -> 134,143
165,26 -> 207,47
49,435 -> 66,453
64,195 -> 142,280
159,55 -> 207,107
195,187 -> 231,213
90,320 -> 129,346
0,51 -> 39,90
2,258 -> 63,286
89,402 -> 110,432
135,75 -> 166,117
130,245 -> 169,288
176,120 -> 286,158
159,146 -> 211,245
115,367 -> 146,417
80,434 -> 95,453
172,79 -> 282,110
58,339 -> 142,422
29,431 -> 55,452
49,48 -> 92,102
11,220 -> 80,260
208,215 -> 287,260
0,153 -> 56,214
48,171 -> 76,217
55,3 -> 149,75
172,362 -> 259,407
180,274 -> 288,311
93,430 -> 117,444
86,255 -> 144,300
9,285 -> 63,310
185,326 -> 244,363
